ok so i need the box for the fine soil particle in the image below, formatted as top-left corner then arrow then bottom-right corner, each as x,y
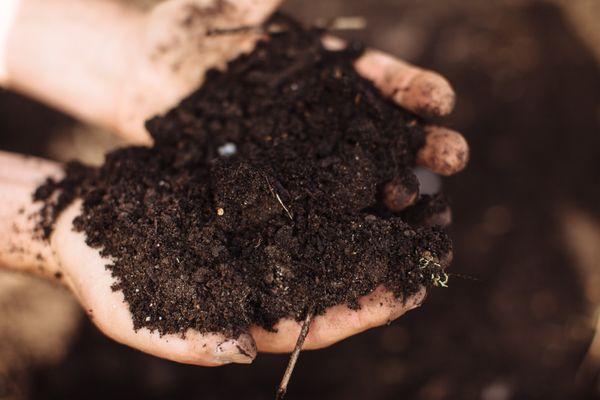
33,15 -> 451,337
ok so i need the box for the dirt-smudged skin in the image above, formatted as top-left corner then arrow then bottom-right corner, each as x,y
34,14 -> 452,338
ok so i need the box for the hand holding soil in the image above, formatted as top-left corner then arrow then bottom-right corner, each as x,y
0,0 -> 468,368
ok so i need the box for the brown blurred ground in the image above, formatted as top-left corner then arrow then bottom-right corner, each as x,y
1,0 -> 600,399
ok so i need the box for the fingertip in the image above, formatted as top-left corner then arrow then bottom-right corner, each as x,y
401,71 -> 456,118
417,127 -> 469,176
383,172 -> 420,213
352,48 -> 455,118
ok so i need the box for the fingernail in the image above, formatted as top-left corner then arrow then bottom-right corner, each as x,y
214,333 -> 257,364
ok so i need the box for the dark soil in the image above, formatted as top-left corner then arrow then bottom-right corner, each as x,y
33,15 -> 451,337
0,1 -> 594,399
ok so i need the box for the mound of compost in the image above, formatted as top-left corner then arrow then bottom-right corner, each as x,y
34,15 -> 452,337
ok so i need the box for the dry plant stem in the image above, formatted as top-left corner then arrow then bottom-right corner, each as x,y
316,16 -> 366,31
276,309 -> 314,400
207,16 -> 366,36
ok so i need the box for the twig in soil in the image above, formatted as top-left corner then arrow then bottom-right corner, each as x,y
206,24 -> 285,36
419,252 -> 449,288
275,308 -> 314,400
275,193 -> 293,220
264,175 -> 293,220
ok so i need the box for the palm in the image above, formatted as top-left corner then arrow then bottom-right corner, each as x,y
50,202 -> 426,365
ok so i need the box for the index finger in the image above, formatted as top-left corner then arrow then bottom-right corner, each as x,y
322,36 -> 456,118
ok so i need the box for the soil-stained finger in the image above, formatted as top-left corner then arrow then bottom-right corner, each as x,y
322,36 -> 455,118
417,126 -> 469,176
383,170 -> 420,213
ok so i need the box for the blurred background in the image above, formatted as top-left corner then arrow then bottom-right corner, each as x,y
1,0 -> 600,398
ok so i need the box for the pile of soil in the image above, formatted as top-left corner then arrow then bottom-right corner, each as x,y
34,15 -> 451,337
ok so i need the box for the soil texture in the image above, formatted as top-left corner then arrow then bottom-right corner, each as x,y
33,15 -> 451,337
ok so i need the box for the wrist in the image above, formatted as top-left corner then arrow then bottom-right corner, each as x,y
0,0 -> 21,85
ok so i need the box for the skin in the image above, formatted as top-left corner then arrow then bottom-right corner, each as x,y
383,177 -> 420,213
0,0 -> 467,365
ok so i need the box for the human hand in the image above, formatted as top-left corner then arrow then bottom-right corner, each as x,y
0,0 -> 466,365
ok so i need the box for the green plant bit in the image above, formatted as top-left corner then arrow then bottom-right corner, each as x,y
418,251 -> 449,288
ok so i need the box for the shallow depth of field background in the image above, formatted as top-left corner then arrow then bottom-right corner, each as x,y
1,0 -> 600,399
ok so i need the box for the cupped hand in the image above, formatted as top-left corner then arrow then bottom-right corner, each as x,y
0,152 -> 432,364
0,0 -> 466,365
